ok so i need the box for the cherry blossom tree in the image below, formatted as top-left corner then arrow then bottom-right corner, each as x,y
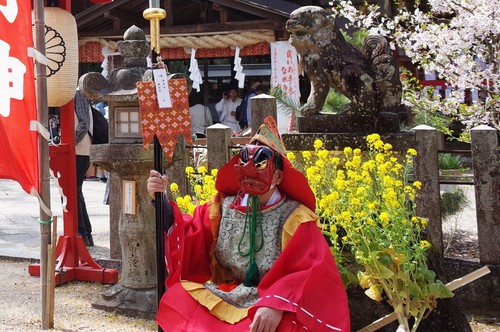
330,0 -> 499,141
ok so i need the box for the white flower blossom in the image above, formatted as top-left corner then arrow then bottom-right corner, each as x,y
330,0 -> 499,140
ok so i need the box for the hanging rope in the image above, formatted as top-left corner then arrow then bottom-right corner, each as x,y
79,30 -> 275,51
238,195 -> 264,287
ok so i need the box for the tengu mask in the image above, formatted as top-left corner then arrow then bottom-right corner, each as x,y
234,144 -> 276,196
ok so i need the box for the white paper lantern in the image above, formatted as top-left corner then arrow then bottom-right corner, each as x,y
33,7 -> 78,107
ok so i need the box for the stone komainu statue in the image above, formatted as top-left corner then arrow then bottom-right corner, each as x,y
286,6 -> 402,117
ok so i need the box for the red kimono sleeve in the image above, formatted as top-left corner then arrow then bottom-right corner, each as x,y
249,221 -> 351,332
165,201 -> 214,287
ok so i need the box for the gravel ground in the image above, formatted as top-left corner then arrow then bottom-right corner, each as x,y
0,258 -> 498,332
0,259 -> 156,332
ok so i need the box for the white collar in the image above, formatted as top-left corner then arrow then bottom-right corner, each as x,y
240,189 -> 281,207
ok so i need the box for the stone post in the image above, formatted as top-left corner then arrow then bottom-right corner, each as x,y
207,124 -> 232,171
413,125 -> 443,257
166,135 -> 189,196
250,94 -> 277,133
471,125 -> 500,265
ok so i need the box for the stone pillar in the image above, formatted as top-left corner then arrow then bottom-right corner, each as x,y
250,94 -> 277,134
118,174 -> 156,289
207,124 -> 232,171
165,135 -> 189,196
471,125 -> 500,265
413,125 -> 443,256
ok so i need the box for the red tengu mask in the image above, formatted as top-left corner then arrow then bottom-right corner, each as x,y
234,144 -> 276,196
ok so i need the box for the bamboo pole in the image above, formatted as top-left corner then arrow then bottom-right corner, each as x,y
357,266 -> 491,332
46,216 -> 57,328
34,1 -> 52,329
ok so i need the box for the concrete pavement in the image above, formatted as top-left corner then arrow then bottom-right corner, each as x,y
0,177 -> 111,261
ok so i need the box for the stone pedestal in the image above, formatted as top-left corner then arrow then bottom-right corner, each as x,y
90,144 -> 157,317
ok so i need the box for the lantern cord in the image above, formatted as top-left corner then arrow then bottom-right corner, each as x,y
30,120 -> 51,142
31,188 -> 54,218
28,47 -> 49,65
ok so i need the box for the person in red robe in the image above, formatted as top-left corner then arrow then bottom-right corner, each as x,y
147,117 -> 350,332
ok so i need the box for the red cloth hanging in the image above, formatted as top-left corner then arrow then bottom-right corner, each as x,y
137,79 -> 193,162
0,0 -> 39,194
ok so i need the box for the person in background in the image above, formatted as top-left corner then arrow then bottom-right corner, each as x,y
189,91 -> 213,136
147,117 -> 350,332
93,101 -> 108,118
74,90 -> 94,247
243,84 -> 268,129
216,87 -> 242,133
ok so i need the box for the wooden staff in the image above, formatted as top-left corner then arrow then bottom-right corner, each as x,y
143,5 -> 167,332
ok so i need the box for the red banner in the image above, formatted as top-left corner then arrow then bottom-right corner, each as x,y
0,1 -> 39,194
137,79 -> 192,163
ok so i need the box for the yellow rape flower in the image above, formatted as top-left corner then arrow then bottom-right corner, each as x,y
170,182 -> 179,193
315,159 -> 325,168
185,166 -> 195,176
313,139 -> 323,150
197,166 -> 207,175
407,148 -> 417,156
194,184 -> 202,194
366,133 -> 381,145
420,240 -> 431,249
318,150 -> 329,160
286,152 -> 296,162
379,211 -> 390,224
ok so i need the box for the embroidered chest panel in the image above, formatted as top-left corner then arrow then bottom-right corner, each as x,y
215,196 -> 299,281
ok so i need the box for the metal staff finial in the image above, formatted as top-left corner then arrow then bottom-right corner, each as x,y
143,5 -> 166,63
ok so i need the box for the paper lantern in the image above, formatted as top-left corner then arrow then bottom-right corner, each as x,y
33,7 -> 79,107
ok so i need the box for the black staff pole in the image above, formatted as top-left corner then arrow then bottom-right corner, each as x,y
143,4 -> 167,332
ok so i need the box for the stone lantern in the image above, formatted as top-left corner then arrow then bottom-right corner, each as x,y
79,25 -> 159,318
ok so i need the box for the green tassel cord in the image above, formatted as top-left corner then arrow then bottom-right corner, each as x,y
238,195 -> 264,287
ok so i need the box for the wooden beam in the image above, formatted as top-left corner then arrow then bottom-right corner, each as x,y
164,0 -> 173,26
75,0 -> 131,28
104,9 -> 138,26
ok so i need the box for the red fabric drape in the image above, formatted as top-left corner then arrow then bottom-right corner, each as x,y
0,0 -> 39,194
137,78 -> 192,162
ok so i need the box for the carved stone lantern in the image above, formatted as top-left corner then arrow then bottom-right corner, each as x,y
78,25 -> 158,318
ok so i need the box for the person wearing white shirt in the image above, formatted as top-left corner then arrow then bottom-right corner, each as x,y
189,92 -> 212,135
215,88 -> 242,133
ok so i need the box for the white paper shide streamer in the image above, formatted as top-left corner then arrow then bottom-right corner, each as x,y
188,48 -> 203,92
233,47 -> 245,89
